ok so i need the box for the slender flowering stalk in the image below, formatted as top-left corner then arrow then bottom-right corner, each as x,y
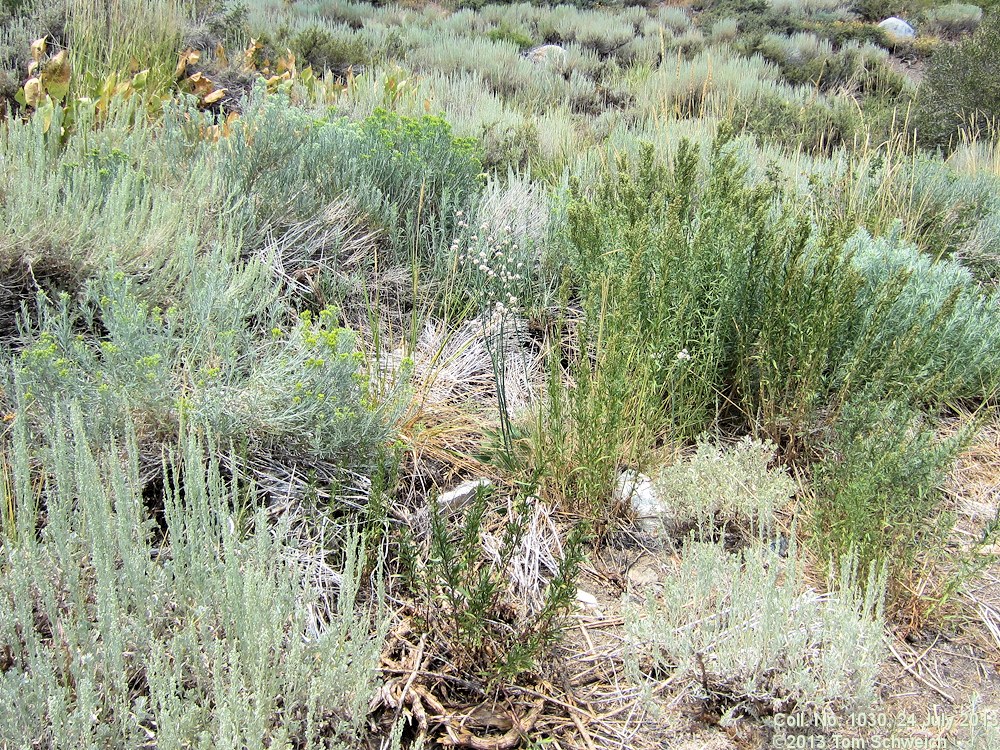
449,213 -> 535,458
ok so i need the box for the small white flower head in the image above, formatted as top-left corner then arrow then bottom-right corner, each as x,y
456,209 -> 464,217
676,348 -> 691,360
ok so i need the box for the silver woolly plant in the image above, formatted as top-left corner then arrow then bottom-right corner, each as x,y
624,539 -> 886,721
0,409 -> 385,749
652,437 -> 796,540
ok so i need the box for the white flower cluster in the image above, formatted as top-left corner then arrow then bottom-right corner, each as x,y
652,347 -> 693,367
451,210 -> 528,324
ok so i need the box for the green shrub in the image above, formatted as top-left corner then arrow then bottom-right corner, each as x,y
852,0 -> 902,22
535,134 -> 1000,512
0,411 -> 384,748
486,24 -> 535,48
914,13 -> 1000,148
291,24 -> 370,73
921,2 -> 983,36
220,94 -> 483,263
405,484 -> 587,686
809,395 -> 967,598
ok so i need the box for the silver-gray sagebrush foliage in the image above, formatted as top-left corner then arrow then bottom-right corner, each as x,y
0,409 -> 385,749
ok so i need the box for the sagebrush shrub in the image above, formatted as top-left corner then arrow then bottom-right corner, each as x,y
847,226 -> 1000,401
11,260 -> 398,476
0,412 -> 384,748
921,3 -> 983,36
220,93 -> 483,262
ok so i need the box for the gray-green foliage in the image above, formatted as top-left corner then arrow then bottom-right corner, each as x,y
0,97 -> 223,319
0,411 -> 384,749
624,539 -> 885,718
920,3 -> 983,36
653,437 -> 795,538
219,92 -> 483,263
11,259 -> 395,474
848,226 -> 1000,400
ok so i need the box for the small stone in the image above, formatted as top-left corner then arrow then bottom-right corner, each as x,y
524,44 -> 568,69
436,478 -> 492,513
614,470 -> 672,535
878,17 -> 916,39
410,479 -> 493,540
575,589 -> 604,617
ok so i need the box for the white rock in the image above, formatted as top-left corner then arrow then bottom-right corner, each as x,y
575,589 -> 604,617
878,17 -> 916,39
436,478 -> 493,513
524,44 -> 568,69
615,470 -> 671,535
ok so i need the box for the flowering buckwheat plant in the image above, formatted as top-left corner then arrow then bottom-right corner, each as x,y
450,210 -> 533,325
449,211 -> 537,454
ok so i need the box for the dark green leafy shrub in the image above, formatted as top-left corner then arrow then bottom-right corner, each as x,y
486,24 -> 535,49
205,0 -> 249,45
810,395 -> 966,597
291,24 -> 369,74
408,484 -> 587,685
740,89 -> 862,152
914,12 -> 1000,147
852,0 -> 902,21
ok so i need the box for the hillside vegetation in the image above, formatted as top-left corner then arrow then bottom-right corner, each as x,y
2,0 -> 1000,748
